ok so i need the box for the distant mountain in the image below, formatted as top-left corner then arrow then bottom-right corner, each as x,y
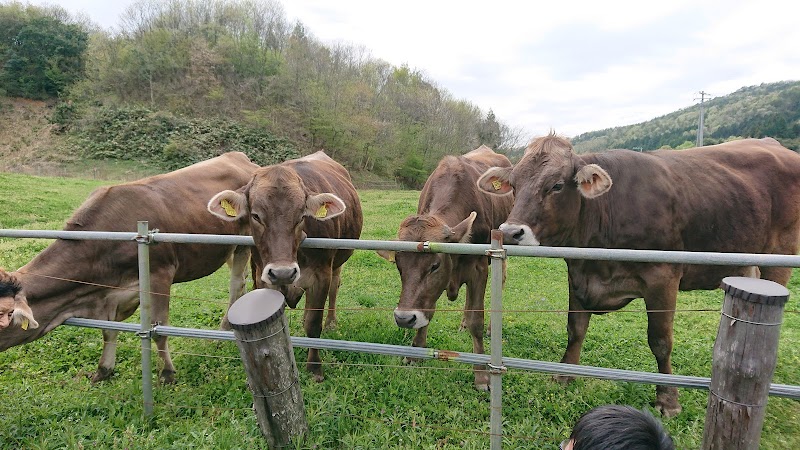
571,81 -> 800,153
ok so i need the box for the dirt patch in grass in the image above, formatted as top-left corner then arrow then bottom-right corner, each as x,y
0,98 -> 160,180
0,97 -> 64,166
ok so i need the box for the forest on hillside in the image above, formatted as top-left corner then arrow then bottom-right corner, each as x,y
571,81 -> 800,153
2,1 -> 798,184
0,0 -> 528,187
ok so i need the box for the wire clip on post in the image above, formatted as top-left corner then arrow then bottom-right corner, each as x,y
134,228 -> 159,244
485,248 -> 506,260
487,362 -> 507,375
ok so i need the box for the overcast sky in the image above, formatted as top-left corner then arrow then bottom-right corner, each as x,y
24,0 -> 800,139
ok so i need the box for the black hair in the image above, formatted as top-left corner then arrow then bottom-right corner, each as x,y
570,405 -> 674,450
0,273 -> 22,299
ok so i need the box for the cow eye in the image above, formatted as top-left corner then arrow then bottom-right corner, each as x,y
430,261 -> 440,273
251,213 -> 262,224
551,181 -> 565,193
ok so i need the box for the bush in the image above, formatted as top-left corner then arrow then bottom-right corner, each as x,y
394,153 -> 427,189
49,100 -> 79,132
72,106 -> 299,169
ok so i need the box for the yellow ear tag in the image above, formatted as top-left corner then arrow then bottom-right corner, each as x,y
492,179 -> 502,191
21,318 -> 29,330
220,199 -> 237,217
315,203 -> 328,219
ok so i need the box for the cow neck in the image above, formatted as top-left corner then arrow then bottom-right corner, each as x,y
17,240 -> 115,304
423,181 -> 478,228
572,157 -> 615,249
4,245 -> 106,349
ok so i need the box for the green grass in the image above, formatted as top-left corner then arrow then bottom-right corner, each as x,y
2,174 -> 800,448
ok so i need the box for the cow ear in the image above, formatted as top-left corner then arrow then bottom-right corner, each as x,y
376,249 -> 396,263
575,164 -> 612,199
208,189 -> 247,221
13,292 -> 39,330
449,211 -> 477,243
306,193 -> 346,221
477,167 -> 514,195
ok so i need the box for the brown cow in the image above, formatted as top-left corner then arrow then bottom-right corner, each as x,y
207,151 -> 363,382
0,152 -> 259,383
378,145 -> 514,391
477,133 -> 800,416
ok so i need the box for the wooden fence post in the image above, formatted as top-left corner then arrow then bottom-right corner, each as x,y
702,276 -> 789,450
228,288 -> 308,448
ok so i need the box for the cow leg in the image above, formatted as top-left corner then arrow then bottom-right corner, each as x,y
250,249 -> 266,290
151,279 -> 176,384
403,325 -> 429,365
220,245 -> 250,330
93,284 -> 140,383
555,287 -> 592,384
644,280 -> 681,418
458,284 -> 469,332
304,271 -> 331,382
760,230 -> 798,285
465,257 -> 489,391
485,258 -> 506,338
92,329 -> 119,382
760,266 -> 792,286
324,265 -> 342,330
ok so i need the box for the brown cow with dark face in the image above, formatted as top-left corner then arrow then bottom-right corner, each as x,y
379,145 -> 514,391
0,152 -> 259,383
208,151 -> 363,382
478,133 -> 800,416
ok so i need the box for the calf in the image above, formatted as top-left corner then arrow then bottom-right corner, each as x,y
379,145 -> 513,391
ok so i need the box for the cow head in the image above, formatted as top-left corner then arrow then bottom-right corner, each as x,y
0,269 -> 39,331
477,133 -> 612,246
378,212 -> 476,329
208,165 -> 346,295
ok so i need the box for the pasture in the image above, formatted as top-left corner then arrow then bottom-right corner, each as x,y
1,172 -> 800,449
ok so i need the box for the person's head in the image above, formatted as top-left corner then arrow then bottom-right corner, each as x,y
561,405 -> 674,450
0,269 -> 38,331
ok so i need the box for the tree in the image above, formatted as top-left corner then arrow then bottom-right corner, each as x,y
0,8 -> 88,99
479,109 -> 501,150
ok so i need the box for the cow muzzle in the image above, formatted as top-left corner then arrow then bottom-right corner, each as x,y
393,308 -> 429,329
498,223 -> 539,246
263,263 -> 300,285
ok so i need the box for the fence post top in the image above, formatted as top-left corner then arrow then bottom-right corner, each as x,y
721,277 -> 790,306
228,289 -> 286,329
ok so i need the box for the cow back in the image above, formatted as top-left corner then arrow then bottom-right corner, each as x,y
22,152 -> 259,287
418,146 -> 513,244
568,138 -> 800,289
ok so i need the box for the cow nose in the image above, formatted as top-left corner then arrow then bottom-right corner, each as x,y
267,266 -> 298,285
394,310 -> 417,328
499,223 -> 525,244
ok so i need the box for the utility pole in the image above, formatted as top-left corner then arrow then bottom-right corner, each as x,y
696,90 -> 709,147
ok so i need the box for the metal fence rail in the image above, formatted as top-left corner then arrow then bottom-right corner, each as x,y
4,226 -> 800,449
7,228 -> 800,267
61,317 -> 800,399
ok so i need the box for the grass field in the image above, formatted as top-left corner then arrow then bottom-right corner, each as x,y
1,172 -> 800,449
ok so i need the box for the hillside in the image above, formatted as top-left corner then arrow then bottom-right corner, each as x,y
0,98 -> 60,171
571,81 -> 800,153
0,98 -> 167,180
4,4 -> 797,182
0,2 -> 509,189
